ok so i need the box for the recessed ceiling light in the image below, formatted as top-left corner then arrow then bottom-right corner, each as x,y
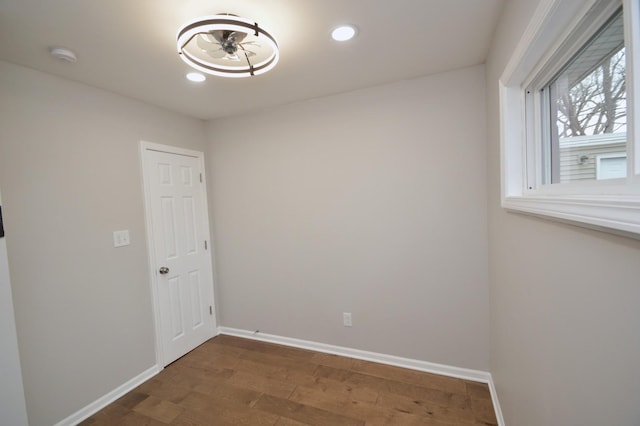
331,25 -> 357,41
186,72 -> 206,82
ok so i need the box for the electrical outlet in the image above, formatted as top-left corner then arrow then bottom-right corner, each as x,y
343,312 -> 352,327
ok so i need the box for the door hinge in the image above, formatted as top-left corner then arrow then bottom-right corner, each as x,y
204,240 -> 208,250
200,173 -> 203,183
209,306 -> 213,315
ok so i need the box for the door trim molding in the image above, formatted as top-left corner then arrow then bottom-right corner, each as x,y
139,141 -> 217,368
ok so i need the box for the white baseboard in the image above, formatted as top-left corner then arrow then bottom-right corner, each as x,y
54,364 -> 161,426
218,327 -> 505,425
488,376 -> 506,426
218,326 -> 489,382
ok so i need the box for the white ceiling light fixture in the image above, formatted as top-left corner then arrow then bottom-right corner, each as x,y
186,72 -> 206,82
177,13 -> 279,78
331,25 -> 357,41
49,46 -> 77,63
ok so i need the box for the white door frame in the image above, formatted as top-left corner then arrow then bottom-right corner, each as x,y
139,141 -> 217,367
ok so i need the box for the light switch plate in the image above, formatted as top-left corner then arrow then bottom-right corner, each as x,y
113,230 -> 130,247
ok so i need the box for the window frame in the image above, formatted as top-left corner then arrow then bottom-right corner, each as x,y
499,0 -> 640,237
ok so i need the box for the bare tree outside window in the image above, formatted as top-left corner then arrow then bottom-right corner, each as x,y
556,48 -> 626,137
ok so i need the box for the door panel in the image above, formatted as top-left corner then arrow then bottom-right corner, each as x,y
188,270 -> 203,328
168,276 -> 184,338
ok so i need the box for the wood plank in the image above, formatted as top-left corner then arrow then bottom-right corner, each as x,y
375,392 -> 475,424
226,369 -> 297,398
274,417 -> 311,426
464,382 -> 492,401
172,399 -> 279,426
288,386 -> 459,426
350,359 -> 468,395
254,394 -> 364,426
132,395 -> 184,423
469,397 -> 498,425
314,364 -> 469,409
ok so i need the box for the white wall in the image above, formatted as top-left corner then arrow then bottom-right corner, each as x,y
0,60 -> 207,426
486,1 -> 640,425
0,191 -> 29,425
207,65 -> 490,370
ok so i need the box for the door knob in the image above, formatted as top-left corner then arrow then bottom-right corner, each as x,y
159,266 -> 170,275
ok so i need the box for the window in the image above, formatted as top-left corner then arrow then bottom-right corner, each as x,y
532,7 -> 626,185
500,0 -> 640,237
597,152 -> 627,179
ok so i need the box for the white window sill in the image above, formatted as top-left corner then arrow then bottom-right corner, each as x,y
502,195 -> 640,238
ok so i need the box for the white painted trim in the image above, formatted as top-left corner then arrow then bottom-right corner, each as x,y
218,327 -> 504,424
139,141 -> 218,368
488,377 -> 506,426
53,364 -> 160,426
500,0 -> 592,86
503,195 -> 640,238
625,0 -> 640,179
0,191 -> 29,426
140,141 -> 205,159
139,141 -> 167,367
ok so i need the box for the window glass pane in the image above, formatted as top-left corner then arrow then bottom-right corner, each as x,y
597,154 -> 627,179
544,9 -> 626,184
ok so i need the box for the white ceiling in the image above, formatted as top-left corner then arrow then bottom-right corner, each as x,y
0,0 -> 504,120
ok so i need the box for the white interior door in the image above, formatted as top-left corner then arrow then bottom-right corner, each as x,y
142,143 -> 216,366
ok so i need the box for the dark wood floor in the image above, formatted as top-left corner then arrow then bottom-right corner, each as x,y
81,335 -> 497,425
